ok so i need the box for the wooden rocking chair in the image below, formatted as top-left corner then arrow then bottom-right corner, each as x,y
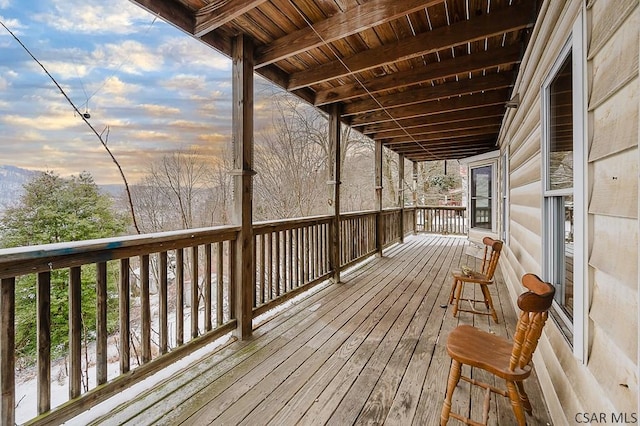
449,236 -> 503,322
440,273 -> 555,425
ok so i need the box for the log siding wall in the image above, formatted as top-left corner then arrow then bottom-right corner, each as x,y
498,0 -> 639,422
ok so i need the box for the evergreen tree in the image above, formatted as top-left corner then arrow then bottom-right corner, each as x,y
0,171 -> 127,361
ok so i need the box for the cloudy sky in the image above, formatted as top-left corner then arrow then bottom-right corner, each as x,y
1,0 -> 278,184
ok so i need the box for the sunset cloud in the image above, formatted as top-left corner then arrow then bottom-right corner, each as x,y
0,0 -> 243,185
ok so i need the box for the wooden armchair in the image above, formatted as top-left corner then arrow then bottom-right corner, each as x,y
449,236 -> 503,322
440,273 -> 555,426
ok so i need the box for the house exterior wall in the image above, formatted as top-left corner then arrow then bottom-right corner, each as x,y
497,0 -> 639,423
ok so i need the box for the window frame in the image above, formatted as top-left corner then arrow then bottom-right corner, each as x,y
540,12 -> 587,363
501,149 -> 510,244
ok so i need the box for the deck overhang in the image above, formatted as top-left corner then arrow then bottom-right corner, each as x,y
129,0 -> 540,161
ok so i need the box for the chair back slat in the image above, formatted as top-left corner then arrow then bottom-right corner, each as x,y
480,236 -> 503,279
509,274 -> 555,372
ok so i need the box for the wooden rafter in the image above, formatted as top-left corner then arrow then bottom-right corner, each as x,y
254,0 -> 442,67
342,72 -> 515,116
195,0 -> 270,37
287,0 -> 535,90
131,0 -> 194,34
361,105 -> 506,135
350,88 -> 510,127
380,126 -> 502,145
314,43 -> 523,106
371,117 -> 503,139
390,139 -> 494,153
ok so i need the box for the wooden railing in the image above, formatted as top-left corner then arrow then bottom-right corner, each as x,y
0,226 -> 239,425
415,206 -> 467,235
0,206 -> 463,424
339,212 -> 378,268
253,216 -> 333,317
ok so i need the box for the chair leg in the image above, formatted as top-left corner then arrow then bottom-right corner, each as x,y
480,284 -> 499,323
516,381 -> 533,415
452,281 -> 464,317
441,359 -> 462,426
506,380 -> 527,425
448,278 -> 458,304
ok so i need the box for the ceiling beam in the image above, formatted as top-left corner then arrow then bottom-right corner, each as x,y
371,117 -> 502,139
350,88 -> 510,127
130,0 -> 194,34
393,145 -> 494,157
287,0 -> 535,90
315,43 -> 522,106
361,105 -> 506,134
195,0 -> 270,37
380,126 -> 501,145
342,71 -> 514,116
398,139 -> 494,152
405,147 -> 492,161
255,0 -> 442,67
391,140 -> 495,158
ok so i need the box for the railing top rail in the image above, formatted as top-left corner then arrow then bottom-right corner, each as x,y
0,225 -> 241,279
253,214 -> 333,233
416,205 -> 466,211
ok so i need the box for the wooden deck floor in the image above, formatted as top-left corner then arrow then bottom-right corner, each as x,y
91,234 -> 552,426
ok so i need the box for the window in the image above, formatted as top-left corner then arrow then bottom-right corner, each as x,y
542,13 -> 586,361
545,51 -> 574,322
470,165 -> 492,229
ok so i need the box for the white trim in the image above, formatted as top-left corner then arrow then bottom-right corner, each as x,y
540,10 -> 587,364
468,161 -> 498,234
572,7 -> 587,365
501,149 -> 510,244
459,149 -> 500,165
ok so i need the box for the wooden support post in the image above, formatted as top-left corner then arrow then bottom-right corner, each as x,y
232,34 -> 255,340
328,103 -> 341,283
398,153 -> 405,243
375,139 -> 383,255
1,278 -> 15,426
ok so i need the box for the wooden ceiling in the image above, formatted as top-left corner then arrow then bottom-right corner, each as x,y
130,0 -> 540,161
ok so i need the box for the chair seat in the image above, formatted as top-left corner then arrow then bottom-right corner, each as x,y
451,270 -> 493,284
446,325 -> 532,381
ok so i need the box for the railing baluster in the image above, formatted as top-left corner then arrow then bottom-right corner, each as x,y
228,239 -> 236,321
273,231 -> 281,297
176,249 -> 184,346
217,242 -> 224,327
37,271 -> 51,414
119,259 -> 130,374
191,246 -> 199,339
141,255 -> 151,364
69,266 -> 82,398
1,278 -> 15,426
205,244 -> 212,332
159,252 -> 168,354
287,229 -> 293,292
96,262 -> 108,384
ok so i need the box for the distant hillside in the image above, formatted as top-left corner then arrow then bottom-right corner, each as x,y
0,165 -> 124,213
0,165 -> 38,212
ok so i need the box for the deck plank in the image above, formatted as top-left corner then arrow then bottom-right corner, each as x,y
89,235 -> 552,426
